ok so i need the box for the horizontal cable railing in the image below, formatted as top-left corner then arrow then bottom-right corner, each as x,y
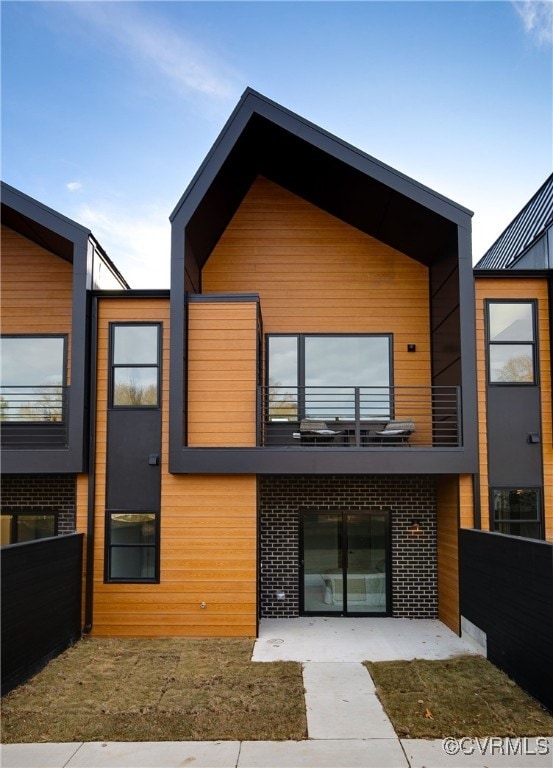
261,385 -> 461,448
1,386 -> 68,448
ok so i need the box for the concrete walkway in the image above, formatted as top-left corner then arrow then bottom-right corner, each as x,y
2,619 -> 552,767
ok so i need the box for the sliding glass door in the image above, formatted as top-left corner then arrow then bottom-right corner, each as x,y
301,511 -> 389,615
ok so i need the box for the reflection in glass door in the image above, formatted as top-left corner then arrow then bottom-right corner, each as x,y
301,512 -> 389,615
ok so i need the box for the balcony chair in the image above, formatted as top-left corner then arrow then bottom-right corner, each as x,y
293,419 -> 343,444
373,420 -> 415,445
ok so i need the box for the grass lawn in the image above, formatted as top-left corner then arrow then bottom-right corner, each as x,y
366,656 -> 553,739
3,641 -> 552,744
1,638 -> 307,743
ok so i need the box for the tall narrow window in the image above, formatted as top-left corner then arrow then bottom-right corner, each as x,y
110,324 -> 160,407
487,302 -> 537,384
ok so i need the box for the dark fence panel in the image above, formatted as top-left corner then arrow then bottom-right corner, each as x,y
459,529 -> 553,712
1,533 -> 83,695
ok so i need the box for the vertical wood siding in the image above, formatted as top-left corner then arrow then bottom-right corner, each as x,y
188,301 -> 258,447
202,177 -> 431,440
436,476 -> 460,633
0,224 -> 73,378
88,298 -> 257,637
475,278 -> 552,540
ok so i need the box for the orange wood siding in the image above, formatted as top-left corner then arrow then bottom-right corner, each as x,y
90,297 -> 257,637
459,474 -> 475,528
202,177 -> 431,441
436,475 -> 460,633
475,278 -> 552,540
188,301 -> 258,447
1,224 -> 73,378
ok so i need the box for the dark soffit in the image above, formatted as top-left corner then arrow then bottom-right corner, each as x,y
171,89 -> 473,269
1,181 -> 90,263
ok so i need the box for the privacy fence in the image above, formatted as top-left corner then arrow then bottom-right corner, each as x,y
459,529 -> 553,712
1,533 -> 83,695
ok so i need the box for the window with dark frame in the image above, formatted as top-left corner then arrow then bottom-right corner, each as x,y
110,324 -> 161,408
486,301 -> 537,384
267,334 -> 392,421
106,512 -> 159,582
0,511 -> 58,545
491,488 -> 542,539
0,335 -> 66,422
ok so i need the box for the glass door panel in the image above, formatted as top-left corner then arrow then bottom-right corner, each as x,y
346,514 -> 387,614
301,511 -> 388,615
302,513 -> 342,613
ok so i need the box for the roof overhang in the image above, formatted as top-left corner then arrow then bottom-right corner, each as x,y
1,181 -> 91,263
171,88 -> 473,269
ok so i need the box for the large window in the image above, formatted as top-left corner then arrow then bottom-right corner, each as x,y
106,512 -> 158,582
0,335 -> 66,421
491,488 -> 542,539
110,324 -> 160,407
487,302 -> 537,384
268,334 -> 391,420
0,511 -> 57,545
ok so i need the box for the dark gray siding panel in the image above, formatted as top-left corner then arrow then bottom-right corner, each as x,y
106,410 -> 161,510
487,387 -> 543,486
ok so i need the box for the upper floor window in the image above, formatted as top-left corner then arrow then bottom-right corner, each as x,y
487,301 -> 537,384
0,335 -> 66,421
267,334 -> 392,420
110,324 -> 161,408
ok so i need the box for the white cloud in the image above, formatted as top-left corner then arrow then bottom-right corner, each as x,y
66,181 -> 82,192
75,200 -> 171,289
513,1 -> 553,46
66,2 -> 239,101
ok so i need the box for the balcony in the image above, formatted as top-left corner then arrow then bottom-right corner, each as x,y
261,385 -> 461,448
0,386 -> 68,449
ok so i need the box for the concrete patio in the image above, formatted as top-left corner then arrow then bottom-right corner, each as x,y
252,616 -> 480,662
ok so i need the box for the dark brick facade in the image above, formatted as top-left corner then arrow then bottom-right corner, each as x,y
0,474 -> 76,534
259,474 -> 437,619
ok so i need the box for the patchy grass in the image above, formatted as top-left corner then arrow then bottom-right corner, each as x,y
1,638 -> 307,743
366,656 -> 553,739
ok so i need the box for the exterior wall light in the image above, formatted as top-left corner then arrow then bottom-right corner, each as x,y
527,433 -> 540,444
407,344 -> 416,352
409,519 -> 423,535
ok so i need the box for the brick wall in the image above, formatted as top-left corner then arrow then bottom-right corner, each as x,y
0,475 -> 76,534
259,474 -> 437,618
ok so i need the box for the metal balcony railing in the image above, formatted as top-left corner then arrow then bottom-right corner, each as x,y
0,386 -> 68,448
260,385 -> 461,448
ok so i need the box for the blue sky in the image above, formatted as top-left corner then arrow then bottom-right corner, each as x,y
2,1 -> 552,287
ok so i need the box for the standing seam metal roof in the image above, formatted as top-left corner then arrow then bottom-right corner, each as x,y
474,173 -> 553,269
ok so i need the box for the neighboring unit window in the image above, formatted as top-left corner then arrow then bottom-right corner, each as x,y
487,302 -> 536,384
491,488 -> 542,539
0,336 -> 66,421
110,324 -> 160,407
268,334 -> 391,420
106,512 -> 158,582
0,512 -> 57,545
